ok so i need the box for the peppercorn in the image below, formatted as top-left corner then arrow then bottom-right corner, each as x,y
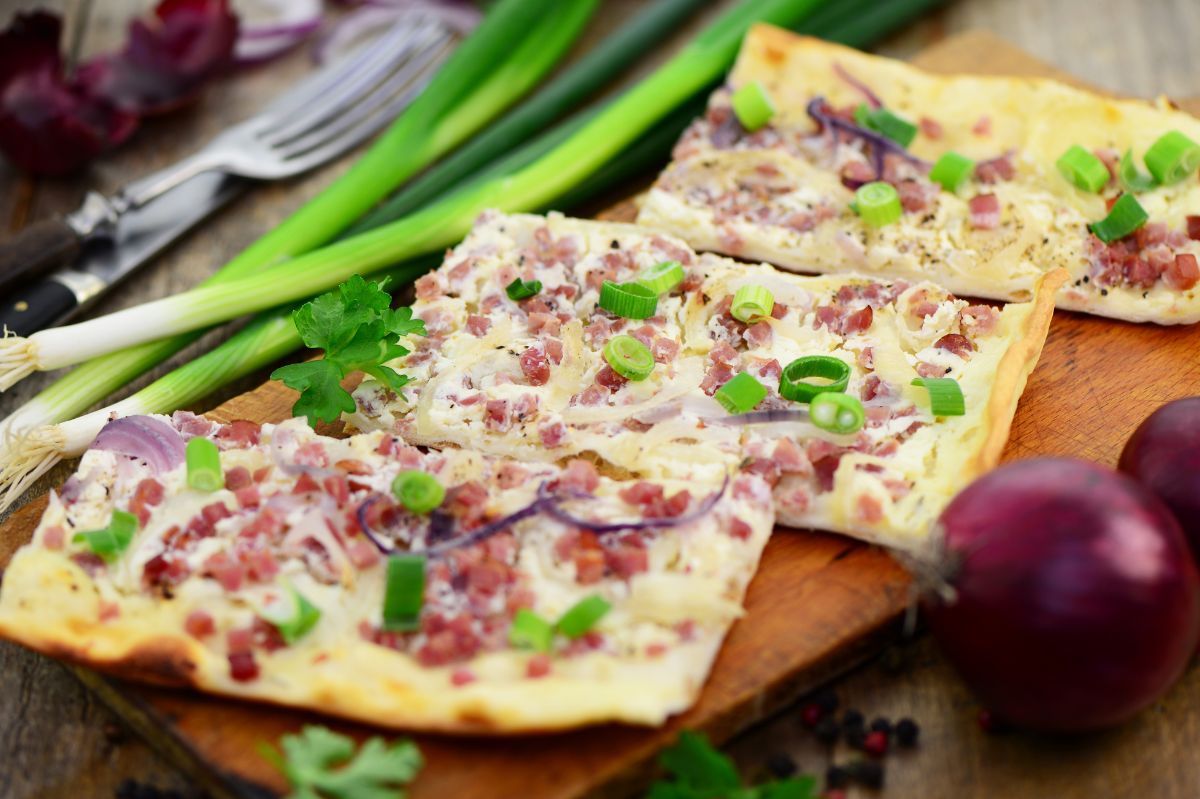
825,765 -> 851,789
841,709 -> 864,731
813,687 -> 840,714
800,702 -> 824,727
863,730 -> 889,757
766,752 -> 797,778
895,717 -> 919,747
869,717 -> 892,735
845,759 -> 885,789
814,716 -> 840,745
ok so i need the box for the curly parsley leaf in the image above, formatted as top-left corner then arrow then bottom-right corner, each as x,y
647,732 -> 816,799
263,725 -> 423,799
272,276 -> 426,427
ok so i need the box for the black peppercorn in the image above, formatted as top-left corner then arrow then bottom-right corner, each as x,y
895,717 -> 920,747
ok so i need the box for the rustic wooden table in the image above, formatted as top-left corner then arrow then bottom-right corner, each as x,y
1,1 -> 1199,797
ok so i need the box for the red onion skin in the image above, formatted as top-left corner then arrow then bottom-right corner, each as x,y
925,458 -> 1200,732
1118,397 -> 1200,562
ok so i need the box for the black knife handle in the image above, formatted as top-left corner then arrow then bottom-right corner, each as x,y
0,218 -> 82,294
0,280 -> 79,336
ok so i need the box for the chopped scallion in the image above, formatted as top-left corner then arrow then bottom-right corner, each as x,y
392,471 -> 445,514
383,555 -> 426,632
1055,145 -> 1110,193
556,594 -> 611,638
636,260 -> 685,295
1118,148 -> 1158,192
509,608 -> 554,652
599,281 -> 658,319
809,391 -> 865,434
853,182 -> 902,227
260,583 -> 322,644
730,284 -> 774,323
854,104 -> 917,148
72,509 -> 138,562
1088,193 -> 1148,243
602,334 -> 655,381
730,80 -> 775,132
506,278 -> 543,301
779,356 -> 850,403
928,151 -> 975,193
715,372 -> 767,414
911,376 -> 966,416
1143,130 -> 1200,185
185,436 -> 223,492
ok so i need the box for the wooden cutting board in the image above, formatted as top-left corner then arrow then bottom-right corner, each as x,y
3,30 -> 1200,799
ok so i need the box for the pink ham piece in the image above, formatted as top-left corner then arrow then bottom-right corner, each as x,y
1166,254 -> 1200,291
968,194 -> 1001,230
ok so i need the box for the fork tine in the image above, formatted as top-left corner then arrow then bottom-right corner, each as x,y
260,14 -> 444,146
277,41 -> 451,174
275,30 -> 454,159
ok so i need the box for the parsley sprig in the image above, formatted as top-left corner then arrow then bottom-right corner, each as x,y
272,275 -> 426,426
648,732 -> 816,799
262,725 -> 423,799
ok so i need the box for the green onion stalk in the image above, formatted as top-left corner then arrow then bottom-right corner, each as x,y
0,0 -> 598,440
0,0 -> 948,509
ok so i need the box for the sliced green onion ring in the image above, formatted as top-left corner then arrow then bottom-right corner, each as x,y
261,583 -> 322,644
509,608 -> 554,652
603,334 -> 654,381
1088,193 -> 1149,243
72,509 -> 138,562
779,356 -> 850,403
730,284 -> 774,323
1055,145 -> 1110,193
809,392 -> 865,435
392,470 -> 445,514
854,104 -> 917,148
557,595 -> 611,639
1118,148 -> 1158,192
383,554 -> 426,632
853,181 -> 902,227
185,436 -> 223,492
714,372 -> 767,414
730,80 -> 775,132
1143,130 -> 1200,185
636,260 -> 685,295
911,377 -> 966,416
599,280 -> 657,319
506,277 -> 542,301
928,151 -> 976,193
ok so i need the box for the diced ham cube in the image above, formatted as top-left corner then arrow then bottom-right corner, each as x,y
466,314 -> 491,337
185,610 -> 215,638
968,193 -> 1001,230
1166,253 -> 1200,291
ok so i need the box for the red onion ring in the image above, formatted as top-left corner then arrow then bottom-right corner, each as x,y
233,0 -> 323,65
92,415 -> 186,474
832,62 -> 883,108
314,1 -> 480,64
806,96 -> 929,179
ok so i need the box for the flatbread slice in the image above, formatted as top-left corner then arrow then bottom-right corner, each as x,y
637,25 -> 1200,324
349,212 -> 1062,552
0,414 -> 774,732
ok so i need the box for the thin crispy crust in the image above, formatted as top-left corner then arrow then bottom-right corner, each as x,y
639,25 -> 1200,324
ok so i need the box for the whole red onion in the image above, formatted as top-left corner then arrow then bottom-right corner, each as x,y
1119,397 -> 1200,561
925,458 -> 1200,732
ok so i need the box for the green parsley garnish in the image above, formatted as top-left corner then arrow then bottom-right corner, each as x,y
648,731 -> 816,799
271,276 -> 426,427
261,724 -> 423,799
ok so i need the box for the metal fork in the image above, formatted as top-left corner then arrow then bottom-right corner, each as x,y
0,12 -> 455,293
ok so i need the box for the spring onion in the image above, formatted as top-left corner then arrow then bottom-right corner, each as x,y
1118,149 -> 1158,192
72,509 -> 138,562
779,356 -> 850,403
928,151 -> 975,193
852,181 -> 902,227
731,80 -> 776,132
260,583 -> 322,644
1088,193 -> 1149,243
383,555 -> 426,631
506,278 -> 543,301
911,376 -> 965,416
392,471 -> 445,514
599,281 -> 658,319
1143,130 -> 1200,186
854,104 -> 917,148
1055,145 -> 1110,193
730,285 -> 774,322
509,608 -> 554,652
714,372 -> 767,414
809,391 -> 865,434
185,436 -> 223,492
636,260 -> 685,295
603,335 -> 655,381
557,595 -> 612,638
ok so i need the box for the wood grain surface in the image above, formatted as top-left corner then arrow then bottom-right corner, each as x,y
2,2 -> 1200,798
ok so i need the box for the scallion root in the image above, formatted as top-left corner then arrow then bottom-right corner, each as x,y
0,426 -> 66,513
0,336 -> 37,392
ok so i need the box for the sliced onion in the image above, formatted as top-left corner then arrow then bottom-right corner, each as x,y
832,62 -> 883,108
315,1 -> 480,64
807,97 -> 928,178
541,476 -> 729,535
233,0 -> 324,65
710,410 -> 811,426
92,415 -> 186,474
